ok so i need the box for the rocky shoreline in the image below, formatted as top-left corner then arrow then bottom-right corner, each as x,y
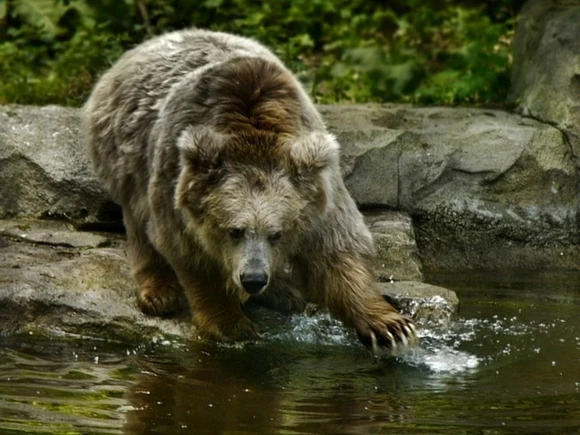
0,217 -> 457,342
1,100 -> 575,342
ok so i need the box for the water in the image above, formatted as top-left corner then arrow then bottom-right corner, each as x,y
1,272 -> 580,434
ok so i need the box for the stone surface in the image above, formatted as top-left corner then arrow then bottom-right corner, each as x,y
379,281 -> 459,327
0,105 -> 120,227
2,103 -> 579,271
320,104 -> 580,271
0,219 -> 451,342
0,225 -> 191,342
0,219 -> 110,249
509,0 -> 580,166
364,211 -> 423,282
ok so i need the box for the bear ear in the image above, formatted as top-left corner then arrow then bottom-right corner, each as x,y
288,131 -> 340,173
175,127 -> 227,213
288,132 -> 339,215
177,126 -> 227,170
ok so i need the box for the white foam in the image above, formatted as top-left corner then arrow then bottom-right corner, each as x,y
403,346 -> 480,373
266,312 -> 353,346
263,312 -> 508,374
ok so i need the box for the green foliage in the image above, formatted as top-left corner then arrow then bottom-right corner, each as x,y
0,0 -> 521,106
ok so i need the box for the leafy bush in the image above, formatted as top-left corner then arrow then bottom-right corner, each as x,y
0,0 -> 522,106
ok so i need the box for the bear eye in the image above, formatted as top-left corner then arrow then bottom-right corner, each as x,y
229,228 -> 245,240
268,232 -> 282,243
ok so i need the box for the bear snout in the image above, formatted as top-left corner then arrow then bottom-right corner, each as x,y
240,270 -> 269,295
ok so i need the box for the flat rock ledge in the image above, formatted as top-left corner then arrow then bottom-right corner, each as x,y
0,219 -> 456,343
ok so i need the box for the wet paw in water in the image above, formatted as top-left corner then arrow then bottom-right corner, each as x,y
194,313 -> 262,343
354,312 -> 418,356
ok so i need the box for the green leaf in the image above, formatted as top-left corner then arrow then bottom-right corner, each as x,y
10,0 -> 91,37
203,0 -> 223,8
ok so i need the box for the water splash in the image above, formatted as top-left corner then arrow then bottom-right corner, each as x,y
263,310 -> 489,374
264,312 -> 355,346
222,304 -> 553,376
401,324 -> 481,373
404,346 -> 480,373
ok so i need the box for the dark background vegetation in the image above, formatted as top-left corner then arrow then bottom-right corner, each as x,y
0,0 -> 525,107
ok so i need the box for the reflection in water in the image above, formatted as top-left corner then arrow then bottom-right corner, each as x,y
1,273 -> 580,434
0,338 -> 132,434
124,343 -> 420,434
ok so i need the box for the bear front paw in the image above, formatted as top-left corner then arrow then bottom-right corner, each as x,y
353,311 -> 418,355
194,313 -> 261,343
137,282 -> 186,317
253,284 -> 306,314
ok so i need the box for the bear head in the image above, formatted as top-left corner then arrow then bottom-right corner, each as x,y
175,126 -> 339,300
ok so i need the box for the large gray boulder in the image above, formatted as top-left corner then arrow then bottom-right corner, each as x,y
0,220 -> 190,341
320,104 -> 579,271
0,105 -> 118,227
509,0 -> 580,165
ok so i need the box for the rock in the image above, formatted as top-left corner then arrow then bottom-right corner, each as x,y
320,104 -> 580,271
2,103 -> 579,271
0,219 -> 452,342
364,211 -> 424,282
379,281 -> 459,327
509,0 -> 580,165
0,105 -> 119,227
0,219 -> 110,249
0,229 -> 191,342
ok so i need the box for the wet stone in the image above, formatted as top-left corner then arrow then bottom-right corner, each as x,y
0,219 -> 111,249
379,281 -> 459,327
365,211 -> 424,282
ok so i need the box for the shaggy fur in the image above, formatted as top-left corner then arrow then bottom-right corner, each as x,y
83,29 -> 416,351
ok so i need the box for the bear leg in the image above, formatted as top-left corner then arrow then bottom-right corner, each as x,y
124,210 -> 187,316
303,253 -> 417,353
192,296 -> 261,342
183,275 -> 261,341
145,217 -> 261,342
252,277 -> 306,314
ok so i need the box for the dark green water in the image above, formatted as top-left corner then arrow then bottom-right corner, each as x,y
1,272 -> 579,434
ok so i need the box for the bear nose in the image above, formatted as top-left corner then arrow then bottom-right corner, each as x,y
240,272 -> 268,295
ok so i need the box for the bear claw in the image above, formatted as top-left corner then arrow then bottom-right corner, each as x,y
355,312 -> 418,355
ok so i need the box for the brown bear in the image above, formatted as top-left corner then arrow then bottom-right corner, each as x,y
83,29 -> 416,352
